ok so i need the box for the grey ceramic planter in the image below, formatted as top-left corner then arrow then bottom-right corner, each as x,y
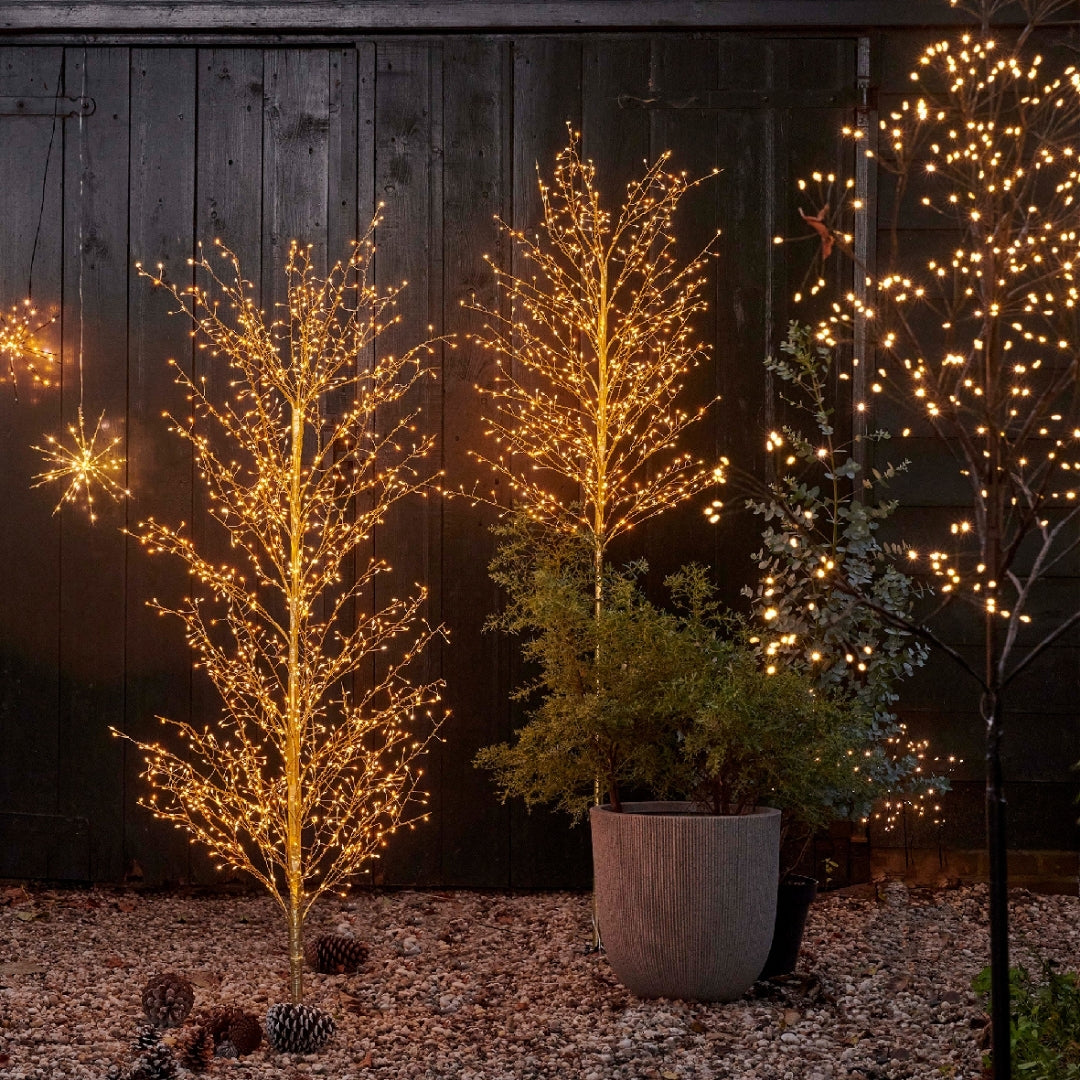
590,802 -> 781,1002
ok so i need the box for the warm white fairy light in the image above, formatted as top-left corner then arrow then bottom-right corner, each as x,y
1,299 -> 56,390
792,12 -> 1080,645
465,130 -> 723,605
114,224 -> 445,1005
873,727 -> 962,832
31,405 -> 128,522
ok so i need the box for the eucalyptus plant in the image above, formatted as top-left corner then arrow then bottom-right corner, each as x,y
743,322 -> 940,826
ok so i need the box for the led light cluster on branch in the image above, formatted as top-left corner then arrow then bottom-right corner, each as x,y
465,130 -> 725,600
783,6 -> 1080,647
115,223 -> 445,1004
872,726 -> 960,833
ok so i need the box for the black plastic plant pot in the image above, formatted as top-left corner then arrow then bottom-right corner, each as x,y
759,874 -> 818,980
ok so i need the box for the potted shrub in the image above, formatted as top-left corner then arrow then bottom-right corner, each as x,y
477,518 -> 871,1000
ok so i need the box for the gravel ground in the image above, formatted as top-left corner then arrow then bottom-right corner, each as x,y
0,880 -> 1077,1080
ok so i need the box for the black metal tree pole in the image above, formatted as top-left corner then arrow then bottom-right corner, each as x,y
984,688 -> 1010,1079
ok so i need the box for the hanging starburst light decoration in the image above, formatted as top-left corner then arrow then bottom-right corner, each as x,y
31,405 -> 128,523
115,223 -> 445,1007
1,299 -> 57,391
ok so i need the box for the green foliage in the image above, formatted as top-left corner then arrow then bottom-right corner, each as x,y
476,513 -> 872,824
743,322 -> 940,820
973,961 -> 1080,1078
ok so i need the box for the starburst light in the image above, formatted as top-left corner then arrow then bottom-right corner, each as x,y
1,299 -> 57,391
32,406 -> 128,522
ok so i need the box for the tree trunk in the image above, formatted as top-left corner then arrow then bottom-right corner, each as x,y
288,886 -> 304,1004
286,399 -> 306,1004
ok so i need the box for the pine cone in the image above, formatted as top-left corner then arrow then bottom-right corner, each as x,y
127,1042 -> 177,1080
228,1011 -> 263,1055
174,1024 -> 214,1073
264,1002 -> 336,1053
304,933 -> 369,974
132,1024 -> 161,1052
141,973 -> 195,1028
192,1004 -> 240,1044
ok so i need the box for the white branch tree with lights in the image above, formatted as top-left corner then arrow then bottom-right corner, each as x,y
467,131 -> 724,624
118,228 -> 444,1005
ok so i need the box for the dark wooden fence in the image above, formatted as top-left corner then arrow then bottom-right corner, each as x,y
0,8 -> 1076,887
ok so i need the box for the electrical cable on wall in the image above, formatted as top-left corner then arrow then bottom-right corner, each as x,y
0,55 -> 62,397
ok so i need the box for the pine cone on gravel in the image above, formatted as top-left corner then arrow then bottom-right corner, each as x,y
228,1010 -> 263,1054
264,1002 -> 336,1053
174,1024 -> 215,1073
304,933 -> 369,974
126,1042 -> 177,1080
141,973 -> 195,1028
132,1024 -> 161,1052
189,1004 -> 261,1056
192,1004 -> 239,1043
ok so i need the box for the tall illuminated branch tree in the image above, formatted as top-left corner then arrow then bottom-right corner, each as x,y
120,231 -> 444,1004
800,3 -> 1080,1073
468,132 -> 722,621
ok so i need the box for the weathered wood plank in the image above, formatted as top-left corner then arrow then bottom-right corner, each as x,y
506,34 -> 593,890
327,46 -> 358,278
189,45 -> 265,884
324,44 -> 358,431
58,45 -> 130,881
439,35 -> 512,887
124,45 -> 197,884
262,48 -> 331,282
0,45 -> 64,867
371,39 -> 446,887
642,36 -> 726,592
0,1 -> 1018,33
196,48 -> 264,254
582,34 -> 650,192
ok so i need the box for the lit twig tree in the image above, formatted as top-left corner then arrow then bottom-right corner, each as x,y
467,131 -> 723,623
790,3 -> 1080,1073
118,230 -> 445,1004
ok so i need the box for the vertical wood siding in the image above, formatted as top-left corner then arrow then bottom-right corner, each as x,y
0,33 -> 1073,887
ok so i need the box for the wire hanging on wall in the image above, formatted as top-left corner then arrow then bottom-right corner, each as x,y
1,53 -> 62,396
31,47 -> 129,523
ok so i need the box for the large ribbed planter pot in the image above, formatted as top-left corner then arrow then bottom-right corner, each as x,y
590,802 -> 781,1002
